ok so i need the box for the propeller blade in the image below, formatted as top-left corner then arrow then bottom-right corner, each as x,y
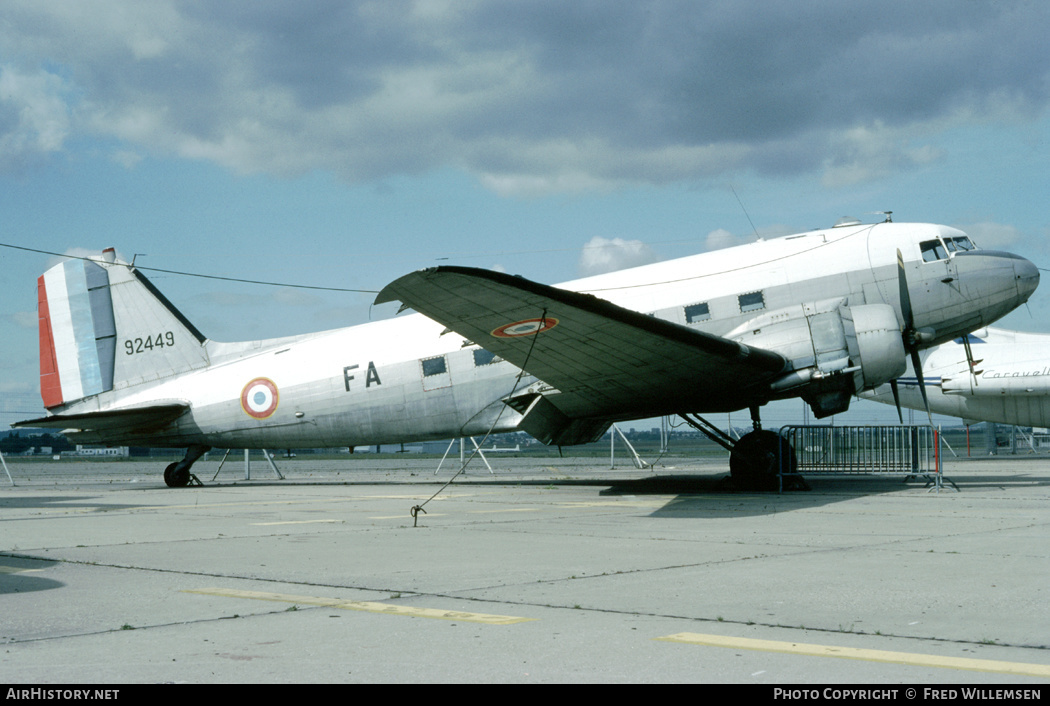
889,379 -> 903,424
897,249 -> 914,332
911,348 -> 934,427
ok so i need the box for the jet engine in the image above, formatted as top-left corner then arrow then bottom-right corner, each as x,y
727,300 -> 906,417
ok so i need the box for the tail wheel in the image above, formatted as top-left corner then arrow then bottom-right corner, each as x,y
730,430 -> 797,491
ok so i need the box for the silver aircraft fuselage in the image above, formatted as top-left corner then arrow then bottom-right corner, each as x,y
28,221 -> 1039,449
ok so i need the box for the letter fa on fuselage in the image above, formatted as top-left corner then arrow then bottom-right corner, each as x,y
344,361 -> 382,391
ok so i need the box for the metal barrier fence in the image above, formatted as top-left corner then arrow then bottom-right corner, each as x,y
779,425 -> 938,476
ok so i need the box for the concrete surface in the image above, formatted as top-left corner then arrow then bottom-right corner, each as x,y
1,453 -> 1048,684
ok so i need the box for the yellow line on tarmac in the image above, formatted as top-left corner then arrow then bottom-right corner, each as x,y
251,519 -> 343,526
0,565 -> 43,574
135,494 -> 468,512
185,587 -> 534,625
369,513 -> 446,520
656,633 -> 1050,678
555,500 -> 665,509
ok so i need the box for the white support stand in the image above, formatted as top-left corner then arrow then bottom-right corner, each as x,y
609,425 -> 649,470
435,438 -> 457,475
1,448 -> 13,486
435,438 -> 494,475
211,449 -> 233,481
1014,425 -> 1037,454
469,438 -> 494,474
261,450 -> 286,480
211,449 -> 284,481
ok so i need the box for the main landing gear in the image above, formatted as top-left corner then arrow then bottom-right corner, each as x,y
163,445 -> 210,488
729,428 -> 797,491
678,407 -> 799,491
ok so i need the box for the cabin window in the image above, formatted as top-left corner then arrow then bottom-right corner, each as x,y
684,303 -> 710,323
920,239 -> 948,262
738,291 -> 764,313
472,348 -> 502,367
421,356 -> 447,377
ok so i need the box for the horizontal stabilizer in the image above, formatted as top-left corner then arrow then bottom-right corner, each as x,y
13,402 -> 189,435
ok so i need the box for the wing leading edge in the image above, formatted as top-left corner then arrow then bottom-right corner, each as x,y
376,266 -> 788,421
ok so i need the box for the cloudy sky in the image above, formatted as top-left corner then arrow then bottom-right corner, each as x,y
1,1 -> 1048,429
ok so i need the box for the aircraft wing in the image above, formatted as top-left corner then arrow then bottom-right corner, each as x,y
13,402 -> 189,436
376,266 -> 787,419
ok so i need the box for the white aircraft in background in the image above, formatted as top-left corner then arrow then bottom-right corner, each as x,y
862,327 -> 1050,428
13,216 -> 1039,489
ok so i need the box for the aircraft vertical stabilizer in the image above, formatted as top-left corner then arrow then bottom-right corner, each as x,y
36,250 -> 211,409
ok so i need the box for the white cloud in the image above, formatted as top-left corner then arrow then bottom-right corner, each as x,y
0,64 -> 71,171
0,2 -> 1047,190
10,310 -> 37,330
703,223 -> 795,251
821,122 -> 944,187
704,228 -> 742,252
44,247 -> 106,270
111,150 -> 144,169
954,222 -> 1022,250
578,236 -> 657,276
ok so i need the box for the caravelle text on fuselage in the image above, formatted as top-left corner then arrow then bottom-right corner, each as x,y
14,217 -> 1038,488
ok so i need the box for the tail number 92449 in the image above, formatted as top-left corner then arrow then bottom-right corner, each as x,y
124,332 -> 175,355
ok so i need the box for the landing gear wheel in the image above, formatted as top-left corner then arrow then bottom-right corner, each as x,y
730,430 -> 797,491
162,445 -> 210,488
163,462 -> 190,488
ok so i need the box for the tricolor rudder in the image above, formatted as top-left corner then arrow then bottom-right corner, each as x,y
37,258 -> 116,408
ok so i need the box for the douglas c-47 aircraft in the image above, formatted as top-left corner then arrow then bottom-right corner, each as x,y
13,217 -> 1039,489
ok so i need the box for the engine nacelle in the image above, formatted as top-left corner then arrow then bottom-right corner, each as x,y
728,301 -> 906,417
845,303 -> 907,391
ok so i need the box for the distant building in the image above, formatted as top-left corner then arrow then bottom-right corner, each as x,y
74,445 -> 130,457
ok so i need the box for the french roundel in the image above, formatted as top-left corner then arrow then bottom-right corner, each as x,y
491,317 -> 559,338
241,378 -> 279,419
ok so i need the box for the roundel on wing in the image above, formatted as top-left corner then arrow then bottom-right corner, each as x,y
491,317 -> 559,338
241,378 -> 279,419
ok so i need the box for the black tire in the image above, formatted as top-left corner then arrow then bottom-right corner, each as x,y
730,430 -> 797,491
163,462 -> 190,488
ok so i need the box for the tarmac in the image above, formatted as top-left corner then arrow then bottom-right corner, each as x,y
1,452 -> 1048,684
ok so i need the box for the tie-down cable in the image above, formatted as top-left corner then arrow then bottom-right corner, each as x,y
410,308 -> 549,526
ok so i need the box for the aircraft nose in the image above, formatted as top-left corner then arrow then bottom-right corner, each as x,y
1014,255 -> 1040,302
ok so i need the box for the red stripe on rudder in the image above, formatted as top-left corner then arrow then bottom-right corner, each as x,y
37,275 -> 63,408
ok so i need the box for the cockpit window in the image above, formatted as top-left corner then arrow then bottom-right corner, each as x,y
920,239 -> 948,262
952,236 -> 976,251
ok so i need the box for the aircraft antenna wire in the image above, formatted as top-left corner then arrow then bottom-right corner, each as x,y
409,308 -> 549,526
0,241 -> 379,294
730,184 -> 760,241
